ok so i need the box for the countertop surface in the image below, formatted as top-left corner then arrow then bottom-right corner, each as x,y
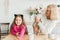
2,34 -> 60,40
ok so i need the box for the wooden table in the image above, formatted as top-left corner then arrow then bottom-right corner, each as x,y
2,34 -> 60,40
23,34 -> 51,40
23,34 -> 60,40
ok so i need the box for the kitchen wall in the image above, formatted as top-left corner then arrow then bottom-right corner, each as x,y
0,0 -> 60,23
9,0 -> 60,23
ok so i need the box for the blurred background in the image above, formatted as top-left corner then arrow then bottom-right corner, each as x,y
0,0 -> 60,40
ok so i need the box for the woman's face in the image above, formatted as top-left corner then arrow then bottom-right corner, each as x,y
15,16 -> 22,26
46,6 -> 51,19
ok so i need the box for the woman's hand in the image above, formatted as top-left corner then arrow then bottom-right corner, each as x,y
35,17 -> 40,23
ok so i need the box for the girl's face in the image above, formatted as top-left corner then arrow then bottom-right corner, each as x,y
15,16 -> 22,26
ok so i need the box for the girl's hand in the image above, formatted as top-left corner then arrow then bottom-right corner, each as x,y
16,33 -> 20,40
16,32 -> 19,36
17,36 -> 20,40
14,37 -> 19,40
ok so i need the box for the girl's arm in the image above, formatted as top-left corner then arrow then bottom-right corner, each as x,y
10,26 -> 18,36
11,27 -> 20,40
19,25 -> 25,40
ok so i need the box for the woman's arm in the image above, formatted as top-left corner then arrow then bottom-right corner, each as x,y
38,22 -> 48,34
47,20 -> 57,34
38,20 -> 58,34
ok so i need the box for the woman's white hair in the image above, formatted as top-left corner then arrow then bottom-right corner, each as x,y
47,4 -> 60,20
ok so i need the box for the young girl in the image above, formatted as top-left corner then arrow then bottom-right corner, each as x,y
2,14 -> 26,40
10,14 -> 26,40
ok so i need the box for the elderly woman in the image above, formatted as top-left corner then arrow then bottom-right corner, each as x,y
37,4 -> 59,34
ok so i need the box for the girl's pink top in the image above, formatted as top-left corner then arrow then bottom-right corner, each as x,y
10,24 -> 25,40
